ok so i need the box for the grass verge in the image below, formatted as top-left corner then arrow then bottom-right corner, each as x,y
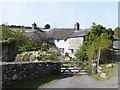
89,63 -> 116,80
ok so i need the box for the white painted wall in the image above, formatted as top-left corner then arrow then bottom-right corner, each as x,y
55,40 -> 69,55
55,37 -> 84,58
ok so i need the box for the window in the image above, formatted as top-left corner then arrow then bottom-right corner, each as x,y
57,39 -> 59,42
69,49 -> 74,54
59,48 -> 64,54
71,49 -> 74,54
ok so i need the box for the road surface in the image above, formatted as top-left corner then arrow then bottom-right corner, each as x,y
38,63 -> 118,88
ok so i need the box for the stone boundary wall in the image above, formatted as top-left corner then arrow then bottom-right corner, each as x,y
1,61 -> 61,87
0,39 -> 17,62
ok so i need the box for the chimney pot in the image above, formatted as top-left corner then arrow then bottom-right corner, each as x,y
74,22 -> 80,30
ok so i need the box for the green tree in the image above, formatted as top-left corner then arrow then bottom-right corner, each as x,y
75,45 -> 88,62
75,23 -> 113,62
1,26 -> 13,40
1,26 -> 39,52
44,24 -> 50,29
87,33 -> 112,65
114,27 -> 120,38
19,37 -> 35,51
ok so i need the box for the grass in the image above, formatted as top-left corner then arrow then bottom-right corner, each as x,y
63,63 -> 71,67
3,75 -> 61,90
89,63 -> 115,80
62,61 -> 82,67
10,27 -> 30,31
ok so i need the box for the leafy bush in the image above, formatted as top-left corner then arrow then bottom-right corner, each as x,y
47,51 -> 58,61
41,42 -> 49,51
16,50 -> 58,62
75,23 -> 113,62
1,26 -> 13,40
114,27 -> 120,38
1,26 -> 42,52
87,33 -> 112,61
44,24 -> 50,29
75,45 -> 88,62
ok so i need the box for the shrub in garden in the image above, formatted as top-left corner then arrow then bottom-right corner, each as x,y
114,27 -> 120,38
41,42 -> 49,51
15,50 -> 58,61
87,33 -> 111,58
1,26 -> 13,40
47,51 -> 58,61
75,23 -> 113,63
1,26 -> 43,52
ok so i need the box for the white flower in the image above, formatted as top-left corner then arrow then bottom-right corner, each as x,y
100,73 -> 107,78
29,54 -> 35,61
32,51 -> 35,53
34,59 -> 38,62
21,56 -> 23,60
36,51 -> 39,55
98,66 -> 102,70
47,54 -> 51,56
35,54 -> 39,57
22,53 -> 25,56
43,51 -> 46,55
107,64 -> 113,68
22,52 -> 28,56
24,52 -> 28,54
97,69 -> 101,73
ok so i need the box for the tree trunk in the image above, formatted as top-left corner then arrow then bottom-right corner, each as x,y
97,46 -> 101,72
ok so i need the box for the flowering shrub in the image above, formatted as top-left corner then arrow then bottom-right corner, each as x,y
15,50 -> 58,61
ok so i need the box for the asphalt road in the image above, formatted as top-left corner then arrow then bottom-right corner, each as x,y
38,64 -> 118,88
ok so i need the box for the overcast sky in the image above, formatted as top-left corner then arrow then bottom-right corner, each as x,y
1,1 -> 118,29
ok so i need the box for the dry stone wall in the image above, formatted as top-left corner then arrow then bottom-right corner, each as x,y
1,61 -> 61,87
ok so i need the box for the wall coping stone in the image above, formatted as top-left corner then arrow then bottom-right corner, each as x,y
0,61 -> 61,65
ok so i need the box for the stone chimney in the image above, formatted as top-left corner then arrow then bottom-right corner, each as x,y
74,22 -> 80,30
32,22 -> 37,29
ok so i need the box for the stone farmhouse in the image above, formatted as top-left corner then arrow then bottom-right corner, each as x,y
25,22 -> 88,60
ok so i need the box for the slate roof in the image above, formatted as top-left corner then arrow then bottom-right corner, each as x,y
68,29 -> 88,38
